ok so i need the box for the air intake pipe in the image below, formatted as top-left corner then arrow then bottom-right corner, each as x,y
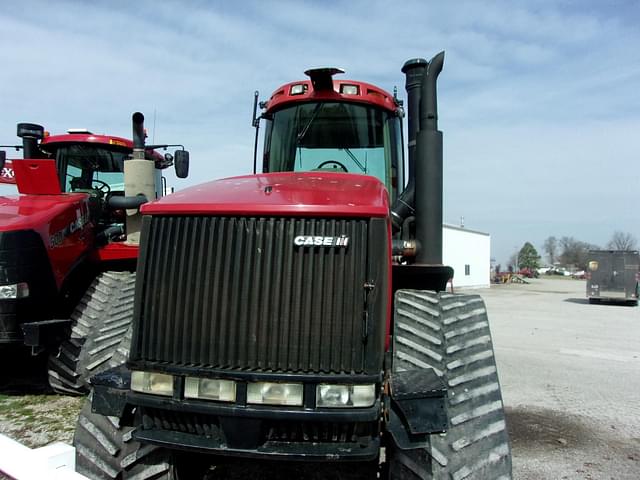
132,112 -> 145,152
16,123 -> 45,159
401,58 -> 428,182
391,51 -> 444,264
390,58 -> 428,232
124,112 -> 155,245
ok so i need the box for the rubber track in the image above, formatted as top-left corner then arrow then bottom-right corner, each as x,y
74,394 -> 174,479
48,271 -> 135,395
389,290 -> 512,480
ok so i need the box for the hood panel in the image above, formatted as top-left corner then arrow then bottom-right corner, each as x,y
0,193 -> 95,289
142,172 -> 390,218
0,193 -> 88,231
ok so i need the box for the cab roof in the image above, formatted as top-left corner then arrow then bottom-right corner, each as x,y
265,79 -> 399,114
40,132 -> 164,161
41,133 -> 132,149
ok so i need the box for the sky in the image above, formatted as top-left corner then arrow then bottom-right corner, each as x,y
1,0 -> 639,265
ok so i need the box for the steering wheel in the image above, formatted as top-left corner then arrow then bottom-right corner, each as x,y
91,179 -> 111,196
316,160 -> 348,172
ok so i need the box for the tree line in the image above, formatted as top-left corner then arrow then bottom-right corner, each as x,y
509,231 -> 638,271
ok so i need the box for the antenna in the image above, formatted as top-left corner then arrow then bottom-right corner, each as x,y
152,109 -> 157,144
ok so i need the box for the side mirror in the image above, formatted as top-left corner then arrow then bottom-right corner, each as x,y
0,151 -> 5,171
174,150 -> 189,178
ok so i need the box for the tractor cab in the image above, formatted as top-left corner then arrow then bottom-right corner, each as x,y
5,123 -> 189,248
37,132 -> 166,238
257,68 -> 405,202
42,131 -> 167,194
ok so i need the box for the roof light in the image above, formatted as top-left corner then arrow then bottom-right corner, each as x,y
290,84 -> 308,95
67,129 -> 93,134
340,84 -> 359,95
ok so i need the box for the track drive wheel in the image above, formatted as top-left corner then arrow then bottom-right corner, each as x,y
48,271 -> 136,395
74,394 -> 177,479
387,290 -> 512,479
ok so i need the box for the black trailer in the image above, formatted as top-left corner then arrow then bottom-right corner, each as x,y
586,250 -> 640,305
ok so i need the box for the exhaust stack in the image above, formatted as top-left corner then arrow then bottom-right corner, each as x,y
391,52 -> 445,264
415,51 -> 444,264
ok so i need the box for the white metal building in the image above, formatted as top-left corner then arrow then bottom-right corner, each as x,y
443,224 -> 491,289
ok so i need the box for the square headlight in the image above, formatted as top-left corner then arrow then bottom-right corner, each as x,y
185,377 -> 236,402
316,384 -> 375,408
0,282 -> 29,299
131,371 -> 173,397
247,382 -> 303,406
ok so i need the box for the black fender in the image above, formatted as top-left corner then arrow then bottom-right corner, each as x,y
386,368 -> 447,450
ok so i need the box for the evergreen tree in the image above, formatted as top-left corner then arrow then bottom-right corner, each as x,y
518,242 -> 541,270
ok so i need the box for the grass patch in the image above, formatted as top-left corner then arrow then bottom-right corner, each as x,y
0,394 -> 84,447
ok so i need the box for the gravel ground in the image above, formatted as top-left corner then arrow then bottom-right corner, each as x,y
0,349 -> 83,448
478,277 -> 640,480
1,277 -> 638,479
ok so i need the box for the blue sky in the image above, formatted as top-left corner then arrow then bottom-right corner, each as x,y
1,0 -> 639,264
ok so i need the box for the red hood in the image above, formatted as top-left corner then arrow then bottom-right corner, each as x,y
142,172 -> 390,218
0,193 -> 88,231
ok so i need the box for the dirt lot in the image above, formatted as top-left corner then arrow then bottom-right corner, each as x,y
1,277 -> 638,479
0,349 -> 83,448
479,277 -> 640,479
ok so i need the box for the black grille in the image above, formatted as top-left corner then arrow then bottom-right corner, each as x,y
131,216 -> 372,374
264,420 -> 372,443
140,407 -> 372,444
141,408 -> 222,439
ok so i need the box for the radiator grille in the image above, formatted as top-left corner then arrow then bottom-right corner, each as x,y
140,407 -> 372,444
131,216 -> 370,374
264,420 -> 372,443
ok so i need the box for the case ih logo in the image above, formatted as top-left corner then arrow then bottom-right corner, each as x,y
1,167 -> 14,179
294,235 -> 349,247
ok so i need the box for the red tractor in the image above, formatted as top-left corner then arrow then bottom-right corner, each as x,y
77,53 -> 512,479
0,116 -> 189,394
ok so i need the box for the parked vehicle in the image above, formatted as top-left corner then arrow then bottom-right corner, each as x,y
586,250 -> 640,305
0,119 -> 189,394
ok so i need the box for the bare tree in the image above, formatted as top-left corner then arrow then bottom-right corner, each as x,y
559,236 -> 598,270
606,231 -> 638,251
543,236 -> 557,264
508,251 -> 518,272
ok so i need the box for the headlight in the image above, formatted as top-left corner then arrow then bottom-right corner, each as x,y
0,282 -> 29,299
185,377 -> 236,402
131,371 -> 173,397
316,384 -> 375,408
247,382 -> 303,406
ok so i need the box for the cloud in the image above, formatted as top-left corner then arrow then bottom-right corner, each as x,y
1,0 -> 638,263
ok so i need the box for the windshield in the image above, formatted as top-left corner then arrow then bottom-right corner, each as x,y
262,102 -> 403,199
54,144 -> 129,193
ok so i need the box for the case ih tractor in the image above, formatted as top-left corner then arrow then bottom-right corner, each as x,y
77,52 -> 512,479
0,116 -> 188,394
